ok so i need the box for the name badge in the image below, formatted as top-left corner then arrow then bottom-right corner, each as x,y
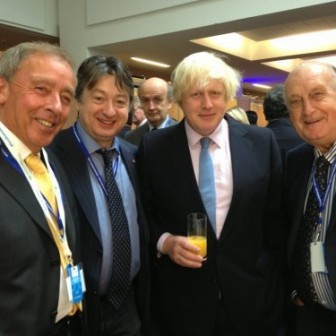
310,241 -> 327,273
66,264 -> 86,303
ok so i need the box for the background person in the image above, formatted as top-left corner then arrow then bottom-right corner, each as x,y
125,77 -> 178,146
264,84 -> 303,164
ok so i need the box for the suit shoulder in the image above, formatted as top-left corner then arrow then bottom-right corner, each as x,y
119,137 -> 138,155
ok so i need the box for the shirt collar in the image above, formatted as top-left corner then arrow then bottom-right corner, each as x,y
76,120 -> 120,155
314,142 -> 336,164
184,118 -> 228,149
0,121 -> 34,160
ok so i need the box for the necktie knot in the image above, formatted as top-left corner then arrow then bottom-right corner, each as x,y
200,137 -> 211,149
25,154 -> 48,175
97,149 -> 116,166
24,153 -> 57,213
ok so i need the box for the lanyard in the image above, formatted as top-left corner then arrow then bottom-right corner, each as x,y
0,140 -> 66,238
72,123 -> 120,198
312,160 -> 336,211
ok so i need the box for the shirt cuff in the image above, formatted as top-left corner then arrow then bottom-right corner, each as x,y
157,232 -> 172,255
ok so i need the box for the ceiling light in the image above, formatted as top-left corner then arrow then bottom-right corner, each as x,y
252,83 -> 271,89
131,57 -> 170,68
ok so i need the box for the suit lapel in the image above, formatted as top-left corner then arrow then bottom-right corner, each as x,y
0,152 -> 54,238
171,122 -> 200,199
55,128 -> 102,243
287,146 -> 313,260
218,119 -> 250,243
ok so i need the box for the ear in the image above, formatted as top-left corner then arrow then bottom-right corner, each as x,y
0,77 -> 9,105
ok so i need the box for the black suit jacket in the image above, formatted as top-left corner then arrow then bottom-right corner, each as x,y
267,118 -> 304,164
0,149 -> 80,336
50,126 -> 150,336
125,118 -> 178,147
137,118 -> 286,336
285,143 -> 336,300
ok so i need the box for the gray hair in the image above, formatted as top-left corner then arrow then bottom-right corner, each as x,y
0,41 -> 75,81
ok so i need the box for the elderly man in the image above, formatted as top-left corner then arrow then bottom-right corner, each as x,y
284,61 -> 336,335
0,42 -> 84,335
125,77 -> 177,146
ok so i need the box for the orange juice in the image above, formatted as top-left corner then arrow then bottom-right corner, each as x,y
188,236 -> 207,257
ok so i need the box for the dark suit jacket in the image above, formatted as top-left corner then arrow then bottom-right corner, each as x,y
0,149 -> 80,336
125,118 -> 178,147
50,126 -> 150,336
137,118 -> 286,336
267,118 -> 304,165
285,144 -> 336,300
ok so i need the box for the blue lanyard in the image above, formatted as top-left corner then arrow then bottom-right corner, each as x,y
312,159 -> 336,213
72,124 -> 119,198
0,141 -> 65,237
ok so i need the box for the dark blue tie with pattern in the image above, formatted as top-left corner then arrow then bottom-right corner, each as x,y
98,149 -> 131,309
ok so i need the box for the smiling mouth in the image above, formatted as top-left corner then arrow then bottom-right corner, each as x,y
98,119 -> 115,125
37,119 -> 54,128
305,118 -> 322,125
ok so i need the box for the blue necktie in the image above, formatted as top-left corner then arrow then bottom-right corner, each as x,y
98,149 -> 131,309
199,137 -> 216,231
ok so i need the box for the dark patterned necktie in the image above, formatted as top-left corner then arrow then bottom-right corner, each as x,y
294,155 -> 330,305
98,149 -> 131,309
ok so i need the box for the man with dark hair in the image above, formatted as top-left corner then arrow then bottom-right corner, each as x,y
50,55 -> 150,336
264,84 -> 303,163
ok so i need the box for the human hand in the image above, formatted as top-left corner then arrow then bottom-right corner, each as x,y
162,235 -> 204,268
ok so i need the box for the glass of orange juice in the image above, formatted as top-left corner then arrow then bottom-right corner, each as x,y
187,213 -> 207,261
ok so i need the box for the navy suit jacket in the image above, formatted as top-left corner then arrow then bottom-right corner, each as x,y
0,148 -> 80,336
50,126 -> 150,336
267,118 -> 304,164
285,143 -> 336,300
137,118 -> 286,336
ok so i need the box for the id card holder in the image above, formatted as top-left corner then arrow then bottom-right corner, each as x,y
310,241 -> 327,273
66,264 -> 86,303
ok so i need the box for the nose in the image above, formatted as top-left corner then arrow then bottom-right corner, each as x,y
302,98 -> 315,116
104,100 -> 116,116
148,100 -> 156,110
48,92 -> 62,113
201,93 -> 213,108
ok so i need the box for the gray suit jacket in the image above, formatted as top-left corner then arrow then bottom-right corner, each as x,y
0,148 -> 79,336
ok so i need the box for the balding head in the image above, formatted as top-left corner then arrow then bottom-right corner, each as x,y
284,60 -> 336,152
137,77 -> 173,127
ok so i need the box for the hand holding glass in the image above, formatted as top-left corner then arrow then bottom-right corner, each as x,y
187,213 -> 207,260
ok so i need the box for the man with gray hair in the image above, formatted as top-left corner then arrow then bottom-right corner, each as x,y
0,42 -> 84,335
284,61 -> 336,335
